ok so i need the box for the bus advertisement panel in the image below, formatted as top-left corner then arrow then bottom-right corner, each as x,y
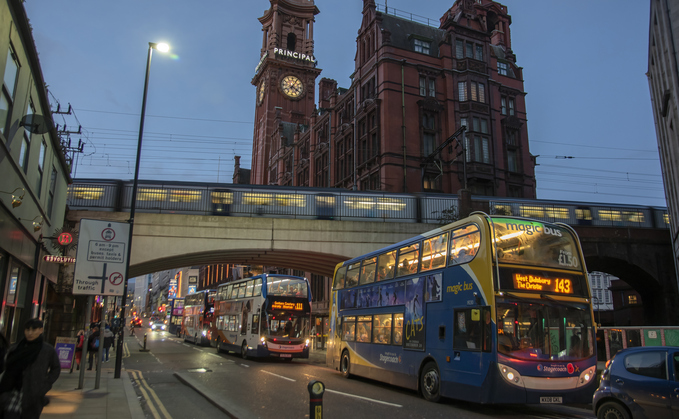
181,290 -> 215,345
327,214 -> 596,405
212,274 -> 312,360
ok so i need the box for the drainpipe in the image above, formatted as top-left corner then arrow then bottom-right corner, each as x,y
401,60 -> 407,193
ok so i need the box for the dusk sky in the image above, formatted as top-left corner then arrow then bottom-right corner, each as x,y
23,0 -> 664,207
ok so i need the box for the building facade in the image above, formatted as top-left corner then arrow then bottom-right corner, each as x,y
249,0 -> 536,197
0,0 -> 72,343
647,0 -> 679,291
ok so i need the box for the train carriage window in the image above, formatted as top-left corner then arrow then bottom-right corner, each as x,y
421,233 -> 448,272
253,278 -> 262,296
449,225 -> 480,266
71,185 -> 104,200
138,188 -> 166,201
345,263 -> 361,288
169,189 -> 202,203
377,250 -> 396,281
243,192 -> 273,206
373,314 -> 392,344
360,257 -> 377,285
397,243 -> 420,277
356,315 -> 373,342
334,266 -> 347,290
245,280 -> 254,297
393,313 -> 404,345
275,193 -> 305,207
377,197 -> 407,212
342,316 -> 356,341
211,191 -> 233,204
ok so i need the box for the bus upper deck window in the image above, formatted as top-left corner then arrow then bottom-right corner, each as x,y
346,263 -> 360,288
377,250 -> 396,281
334,266 -> 347,290
360,257 -> 377,285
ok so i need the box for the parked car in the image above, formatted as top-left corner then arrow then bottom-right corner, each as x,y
151,321 -> 166,332
593,346 -> 679,419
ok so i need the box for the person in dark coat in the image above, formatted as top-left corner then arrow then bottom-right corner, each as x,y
0,318 -> 61,419
87,325 -> 100,370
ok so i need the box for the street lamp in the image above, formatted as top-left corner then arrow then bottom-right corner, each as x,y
115,41 -> 170,379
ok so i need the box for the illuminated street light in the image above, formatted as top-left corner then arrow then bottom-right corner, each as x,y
115,41 -> 170,379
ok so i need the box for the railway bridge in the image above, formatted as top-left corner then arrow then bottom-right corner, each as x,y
64,209 -> 678,325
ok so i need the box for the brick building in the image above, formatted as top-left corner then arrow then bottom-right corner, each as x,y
249,0 -> 536,198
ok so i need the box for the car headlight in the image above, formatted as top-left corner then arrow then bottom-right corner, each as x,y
161,325 -> 166,330
202,330 -> 207,336
498,363 -> 524,387
577,366 -> 597,387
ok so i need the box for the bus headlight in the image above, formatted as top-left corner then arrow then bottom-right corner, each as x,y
498,363 -> 523,387
305,339 -> 310,347
202,330 -> 207,337
260,336 -> 267,346
577,366 -> 596,387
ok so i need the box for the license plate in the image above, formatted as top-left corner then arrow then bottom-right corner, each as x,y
540,397 -> 562,404
280,354 -> 292,358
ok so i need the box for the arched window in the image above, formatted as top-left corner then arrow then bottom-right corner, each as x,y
287,33 -> 297,51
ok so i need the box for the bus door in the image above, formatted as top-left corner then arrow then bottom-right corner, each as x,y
448,307 -> 490,402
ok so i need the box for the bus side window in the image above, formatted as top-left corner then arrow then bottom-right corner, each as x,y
450,225 -> 480,266
360,257 -> 377,285
346,263 -> 360,288
377,250 -> 396,281
392,313 -> 404,346
251,313 -> 259,335
421,233 -> 448,272
342,316 -> 356,341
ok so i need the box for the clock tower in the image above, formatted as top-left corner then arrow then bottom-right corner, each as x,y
251,0 -> 322,185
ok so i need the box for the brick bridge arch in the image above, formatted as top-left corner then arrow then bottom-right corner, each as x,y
575,226 -> 678,325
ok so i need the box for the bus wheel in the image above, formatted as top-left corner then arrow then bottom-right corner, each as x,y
182,332 -> 187,342
241,341 -> 248,359
216,339 -> 222,354
340,350 -> 351,378
420,362 -> 441,403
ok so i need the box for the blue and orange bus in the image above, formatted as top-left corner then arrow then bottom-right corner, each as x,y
211,274 -> 312,360
327,213 -> 597,404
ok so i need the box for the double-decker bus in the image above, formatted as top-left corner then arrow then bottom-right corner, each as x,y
168,298 -> 184,336
211,274 -> 312,360
181,290 -> 216,345
327,213 -> 597,404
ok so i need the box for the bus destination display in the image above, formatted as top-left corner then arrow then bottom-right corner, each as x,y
513,273 -> 572,294
271,301 -> 304,311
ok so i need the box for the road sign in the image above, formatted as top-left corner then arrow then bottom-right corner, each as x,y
73,219 -> 130,296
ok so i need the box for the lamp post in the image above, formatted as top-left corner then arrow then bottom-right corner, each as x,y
114,41 -> 169,379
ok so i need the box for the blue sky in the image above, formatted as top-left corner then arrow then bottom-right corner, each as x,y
23,0 -> 664,207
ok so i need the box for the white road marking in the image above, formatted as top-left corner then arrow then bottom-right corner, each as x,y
261,370 -> 296,382
324,389 -> 402,407
208,353 -> 221,358
240,364 -> 250,368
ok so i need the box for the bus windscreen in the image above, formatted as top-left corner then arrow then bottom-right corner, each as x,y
266,277 -> 308,298
492,218 -> 581,271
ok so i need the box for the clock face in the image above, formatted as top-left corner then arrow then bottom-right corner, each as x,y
281,75 -> 304,99
258,80 -> 266,104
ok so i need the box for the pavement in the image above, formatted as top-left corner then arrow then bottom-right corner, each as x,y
41,345 -> 328,419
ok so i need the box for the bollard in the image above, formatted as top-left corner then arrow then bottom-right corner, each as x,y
139,333 -> 150,352
307,380 -> 325,419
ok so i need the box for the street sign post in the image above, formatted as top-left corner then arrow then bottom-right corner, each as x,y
74,219 -> 130,296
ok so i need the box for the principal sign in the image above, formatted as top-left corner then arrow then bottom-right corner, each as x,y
73,219 -> 130,296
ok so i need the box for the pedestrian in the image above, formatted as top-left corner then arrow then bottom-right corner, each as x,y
87,324 -> 100,370
74,330 -> 85,370
103,325 -> 114,362
0,318 -> 61,419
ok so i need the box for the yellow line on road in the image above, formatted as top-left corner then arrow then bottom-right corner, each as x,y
129,369 -> 173,419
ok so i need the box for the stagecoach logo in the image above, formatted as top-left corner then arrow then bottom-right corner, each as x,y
379,352 -> 401,364
537,363 -> 576,374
